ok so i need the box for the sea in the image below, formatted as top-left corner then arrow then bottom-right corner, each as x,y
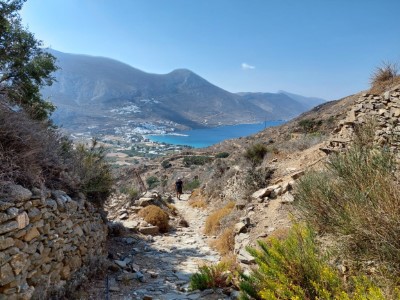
146,120 -> 285,148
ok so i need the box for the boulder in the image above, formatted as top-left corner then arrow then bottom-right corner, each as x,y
3,184 -> 32,202
251,188 -> 270,200
238,249 -> 255,264
138,226 -> 159,235
234,222 -> 247,234
136,198 -> 154,207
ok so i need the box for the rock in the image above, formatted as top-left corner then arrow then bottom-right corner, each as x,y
114,257 -> 132,269
137,198 -> 154,207
238,249 -> 255,264
251,188 -> 271,200
16,212 -> 29,229
3,184 -> 32,202
9,252 -> 27,275
235,203 -> 246,210
139,226 -> 159,235
117,272 -> 137,281
0,263 -> 15,285
28,207 -> 41,222
240,217 -> 251,226
109,286 -> 120,292
119,212 -> 129,220
143,296 -> 153,300
281,192 -> 294,203
0,236 -> 14,250
124,220 -> 139,229
135,271 -> 145,282
23,227 -> 40,242
291,170 -> 305,180
0,220 -> 18,234
148,271 -> 158,278
0,200 -> 14,211
234,222 -> 247,234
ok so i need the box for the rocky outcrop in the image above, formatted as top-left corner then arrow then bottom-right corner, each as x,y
0,184 -> 107,299
326,88 -> 400,153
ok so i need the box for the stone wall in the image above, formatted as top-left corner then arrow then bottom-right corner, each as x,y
327,88 -> 400,152
0,185 -> 107,299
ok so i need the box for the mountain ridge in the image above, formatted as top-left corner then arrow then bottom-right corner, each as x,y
43,50 -> 326,133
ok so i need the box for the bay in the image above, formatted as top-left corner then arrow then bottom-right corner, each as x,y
146,120 -> 285,148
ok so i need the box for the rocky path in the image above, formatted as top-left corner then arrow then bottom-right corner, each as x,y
85,194 -> 235,300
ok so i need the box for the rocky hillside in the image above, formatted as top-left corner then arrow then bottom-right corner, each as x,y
43,50 -> 325,132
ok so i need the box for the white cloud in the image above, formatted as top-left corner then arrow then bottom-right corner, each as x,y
241,63 -> 255,70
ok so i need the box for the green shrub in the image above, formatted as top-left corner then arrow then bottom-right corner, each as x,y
183,155 -> 212,167
189,262 -> 234,291
73,140 -> 113,206
298,118 -> 323,133
215,152 -> 230,158
185,179 -> 201,191
161,160 -> 172,169
146,176 -> 159,189
244,167 -> 273,191
239,224 -> 388,300
244,143 -> 268,165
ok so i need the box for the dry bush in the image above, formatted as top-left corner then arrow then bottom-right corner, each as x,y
370,61 -> 400,94
138,205 -> 169,233
211,227 -> 235,256
204,202 -> 235,235
0,105 -> 68,189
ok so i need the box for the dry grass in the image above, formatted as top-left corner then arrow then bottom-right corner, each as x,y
204,201 -> 235,235
189,188 -> 208,209
210,227 -> 235,256
370,61 -> 400,94
138,205 -> 169,233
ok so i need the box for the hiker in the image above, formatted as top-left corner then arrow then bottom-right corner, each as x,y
175,177 -> 183,200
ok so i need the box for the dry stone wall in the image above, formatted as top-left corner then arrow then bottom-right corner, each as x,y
0,185 -> 107,299
327,88 -> 400,153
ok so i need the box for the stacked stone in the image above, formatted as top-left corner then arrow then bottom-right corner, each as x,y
0,185 -> 107,299
330,88 -> 400,153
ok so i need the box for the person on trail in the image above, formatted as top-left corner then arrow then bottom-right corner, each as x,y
175,178 -> 183,200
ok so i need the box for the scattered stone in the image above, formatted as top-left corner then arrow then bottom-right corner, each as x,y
281,192 -> 294,203
238,249 -> 255,264
139,226 -> 159,235
234,222 -> 247,234
114,258 -> 132,269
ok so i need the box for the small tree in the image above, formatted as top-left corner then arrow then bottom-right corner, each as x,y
0,0 -> 58,121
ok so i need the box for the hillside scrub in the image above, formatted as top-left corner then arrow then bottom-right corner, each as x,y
295,122 -> 400,278
0,106 -> 113,205
244,143 -> 269,165
239,224 -> 391,300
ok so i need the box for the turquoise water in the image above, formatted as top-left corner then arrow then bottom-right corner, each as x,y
146,121 -> 285,148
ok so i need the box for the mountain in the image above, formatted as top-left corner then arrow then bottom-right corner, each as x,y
278,90 -> 326,109
42,50 -> 326,133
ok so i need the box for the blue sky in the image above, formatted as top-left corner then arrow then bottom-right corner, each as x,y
21,0 -> 400,100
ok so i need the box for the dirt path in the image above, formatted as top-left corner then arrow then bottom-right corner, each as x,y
83,194 -> 234,300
